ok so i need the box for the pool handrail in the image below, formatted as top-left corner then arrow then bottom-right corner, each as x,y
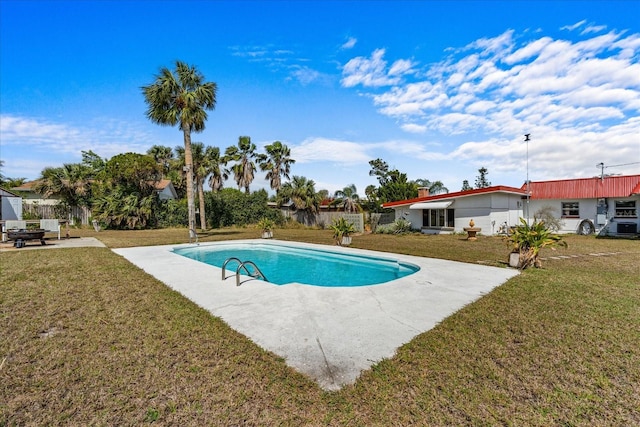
221,257 -> 268,286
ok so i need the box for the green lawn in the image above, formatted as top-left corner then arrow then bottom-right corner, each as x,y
1,228 -> 638,425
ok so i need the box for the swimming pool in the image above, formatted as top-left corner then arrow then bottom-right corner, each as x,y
173,241 -> 420,287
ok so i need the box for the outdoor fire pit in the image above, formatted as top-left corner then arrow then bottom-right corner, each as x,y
7,229 -> 46,248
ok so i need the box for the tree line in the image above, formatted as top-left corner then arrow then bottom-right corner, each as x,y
0,60 -> 493,230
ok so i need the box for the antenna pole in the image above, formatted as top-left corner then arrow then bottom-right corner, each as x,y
524,134 -> 531,224
597,162 -> 605,180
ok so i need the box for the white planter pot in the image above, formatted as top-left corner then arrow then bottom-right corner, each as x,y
509,252 -> 520,268
341,236 -> 352,246
261,231 -> 273,239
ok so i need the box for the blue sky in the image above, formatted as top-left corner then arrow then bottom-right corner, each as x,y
1,0 -> 639,196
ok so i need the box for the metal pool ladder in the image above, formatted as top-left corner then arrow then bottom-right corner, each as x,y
222,257 -> 269,286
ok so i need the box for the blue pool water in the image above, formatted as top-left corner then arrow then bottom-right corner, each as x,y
173,242 -> 419,287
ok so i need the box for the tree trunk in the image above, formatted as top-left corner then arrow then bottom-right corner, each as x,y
183,127 -> 196,235
198,179 -> 207,231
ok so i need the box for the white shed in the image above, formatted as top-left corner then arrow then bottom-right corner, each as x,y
0,188 -> 23,220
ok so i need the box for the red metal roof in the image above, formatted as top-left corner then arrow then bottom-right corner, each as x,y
382,185 -> 526,208
524,175 -> 640,200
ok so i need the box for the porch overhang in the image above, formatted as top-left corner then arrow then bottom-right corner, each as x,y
409,201 -> 453,210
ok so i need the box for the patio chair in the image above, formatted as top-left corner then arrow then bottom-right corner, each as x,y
2,220 -> 26,242
40,219 -> 61,239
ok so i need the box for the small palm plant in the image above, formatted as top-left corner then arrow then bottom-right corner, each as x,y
257,217 -> 275,239
507,218 -> 567,269
330,217 -> 356,246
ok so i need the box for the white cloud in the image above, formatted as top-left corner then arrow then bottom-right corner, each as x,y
582,24 -> 607,35
401,123 -> 427,134
561,20 -> 587,31
291,137 -> 372,164
504,37 -> 554,64
361,26 -> 640,142
388,58 -> 416,76
341,37 -> 357,50
289,66 -> 323,85
341,49 -> 415,88
467,29 -> 515,58
0,114 -> 153,158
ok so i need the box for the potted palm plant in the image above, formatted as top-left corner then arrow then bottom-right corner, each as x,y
257,217 -> 275,239
330,217 -> 356,246
507,218 -> 567,269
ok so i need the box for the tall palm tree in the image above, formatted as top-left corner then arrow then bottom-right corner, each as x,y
204,146 -> 227,193
142,61 -> 217,235
333,184 -> 361,213
176,143 -> 209,230
224,136 -> 257,194
257,141 -> 295,194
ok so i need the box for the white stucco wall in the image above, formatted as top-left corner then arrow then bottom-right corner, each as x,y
391,193 -> 524,236
453,193 -> 524,235
391,193 -> 638,236
529,196 -> 639,235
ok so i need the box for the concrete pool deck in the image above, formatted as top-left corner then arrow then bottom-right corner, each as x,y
113,240 -> 519,391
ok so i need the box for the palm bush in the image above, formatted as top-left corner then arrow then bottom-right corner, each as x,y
330,217 -> 356,245
507,217 -> 567,269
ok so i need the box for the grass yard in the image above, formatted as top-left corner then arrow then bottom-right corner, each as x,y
1,228 -> 639,425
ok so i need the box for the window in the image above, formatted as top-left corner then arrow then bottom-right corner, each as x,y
422,209 -> 455,227
561,202 -> 579,217
614,200 -> 637,218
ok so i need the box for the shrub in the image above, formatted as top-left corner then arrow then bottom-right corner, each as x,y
534,205 -> 564,232
375,218 -> 413,235
507,217 -> 567,269
205,188 -> 283,228
155,199 -> 188,227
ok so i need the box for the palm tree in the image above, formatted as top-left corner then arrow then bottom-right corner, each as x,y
142,61 -> 217,235
224,136 -> 257,194
257,141 -> 295,194
34,163 -> 94,208
147,145 -> 174,178
332,184 -> 361,213
277,175 -> 321,215
176,143 -> 209,230
413,178 -> 449,195
204,146 -> 228,193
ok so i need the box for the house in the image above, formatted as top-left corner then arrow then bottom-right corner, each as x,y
382,174 -> 640,237
526,174 -> 640,236
154,179 -> 178,200
0,188 -> 23,220
11,180 -> 59,205
383,185 -> 526,236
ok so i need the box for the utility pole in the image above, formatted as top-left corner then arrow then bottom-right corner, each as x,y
524,134 -> 531,224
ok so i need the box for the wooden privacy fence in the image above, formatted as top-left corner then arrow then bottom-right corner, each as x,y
22,203 -> 91,225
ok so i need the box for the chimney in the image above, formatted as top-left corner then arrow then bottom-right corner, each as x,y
418,187 -> 429,198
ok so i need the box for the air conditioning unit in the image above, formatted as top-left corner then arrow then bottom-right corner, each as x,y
617,223 -> 637,234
